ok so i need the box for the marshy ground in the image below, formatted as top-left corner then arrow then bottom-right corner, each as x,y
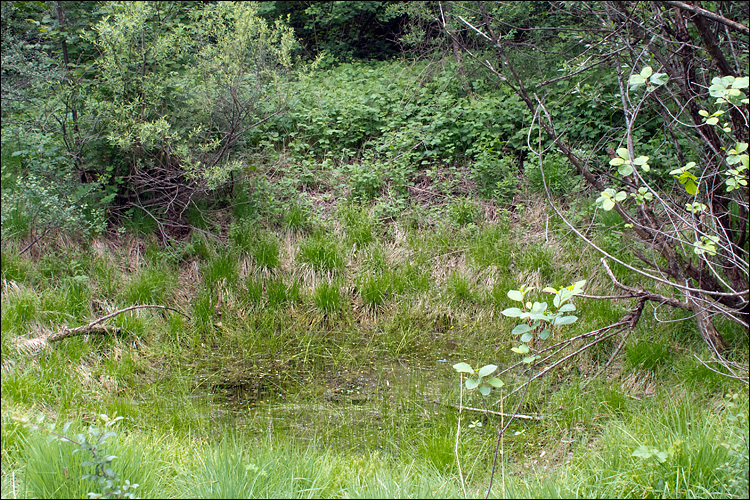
2,191 -> 748,498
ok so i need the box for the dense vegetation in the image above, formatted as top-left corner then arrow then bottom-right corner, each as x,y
2,1 -> 748,498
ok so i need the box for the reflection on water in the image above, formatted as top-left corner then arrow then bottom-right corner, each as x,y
201,359 -> 462,455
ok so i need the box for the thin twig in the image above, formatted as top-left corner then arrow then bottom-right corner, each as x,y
432,400 -> 542,420
19,227 -> 51,256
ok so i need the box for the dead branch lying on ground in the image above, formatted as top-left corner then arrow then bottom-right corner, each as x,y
15,304 -> 190,355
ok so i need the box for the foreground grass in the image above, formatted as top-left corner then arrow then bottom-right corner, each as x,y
2,390 -> 747,498
1,194 -> 748,498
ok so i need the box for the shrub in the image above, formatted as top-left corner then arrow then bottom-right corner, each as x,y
523,152 -> 579,196
470,151 -> 518,202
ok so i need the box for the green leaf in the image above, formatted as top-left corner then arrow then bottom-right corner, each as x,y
553,315 -> 578,326
522,355 -> 539,364
732,76 -> 749,89
511,344 -> 530,354
465,378 -> 479,390
487,377 -> 504,388
614,191 -> 628,202
602,198 -> 615,211
609,157 -> 625,166
520,332 -> 534,343
479,385 -> 491,396
453,362 -> 474,374
640,66 -> 653,79
512,323 -> 534,335
706,117 -> 719,125
530,302 -> 548,314
616,148 -> 629,159
628,74 -> 646,87
507,290 -> 524,302
618,164 -> 634,176
478,364 -> 498,378
539,328 -> 551,340
684,179 -> 699,195
632,445 -> 654,459
502,307 -> 523,318
558,303 -> 576,312
649,73 -> 668,86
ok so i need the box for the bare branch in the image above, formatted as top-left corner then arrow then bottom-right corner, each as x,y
661,1 -> 749,35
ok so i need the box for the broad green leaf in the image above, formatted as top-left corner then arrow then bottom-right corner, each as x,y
735,142 -> 748,154
684,179 -> 699,195
616,148 -> 629,159
726,154 -> 742,165
453,362 -> 474,374
522,355 -> 539,364
732,76 -> 749,89
614,191 -> 627,202
640,66 -> 653,78
542,286 -> 557,294
507,290 -> 524,302
686,202 -> 706,213
520,332 -> 534,343
487,377 -> 504,388
553,315 -> 578,326
632,445 -> 654,459
699,109 -> 710,117
710,86 -> 728,99
478,364 -> 498,378
609,157 -> 625,166
602,199 -> 615,211
558,303 -> 576,312
706,117 -> 719,125
502,307 -> 523,318
628,74 -> 646,87
618,164 -> 634,176
530,302 -> 548,314
539,328 -> 551,340
650,72 -> 668,86
633,156 -> 649,165
465,378 -> 479,390
511,344 -> 530,354
479,385 -> 491,396
512,323 -> 534,335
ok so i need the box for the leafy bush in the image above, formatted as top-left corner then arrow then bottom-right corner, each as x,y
1,131 -> 107,239
523,152 -> 580,196
470,150 -> 518,202
448,198 -> 480,226
349,161 -> 383,202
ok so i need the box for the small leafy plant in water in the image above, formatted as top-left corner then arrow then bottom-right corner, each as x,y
502,280 -> 586,363
449,280 -> 586,498
452,362 -> 504,395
